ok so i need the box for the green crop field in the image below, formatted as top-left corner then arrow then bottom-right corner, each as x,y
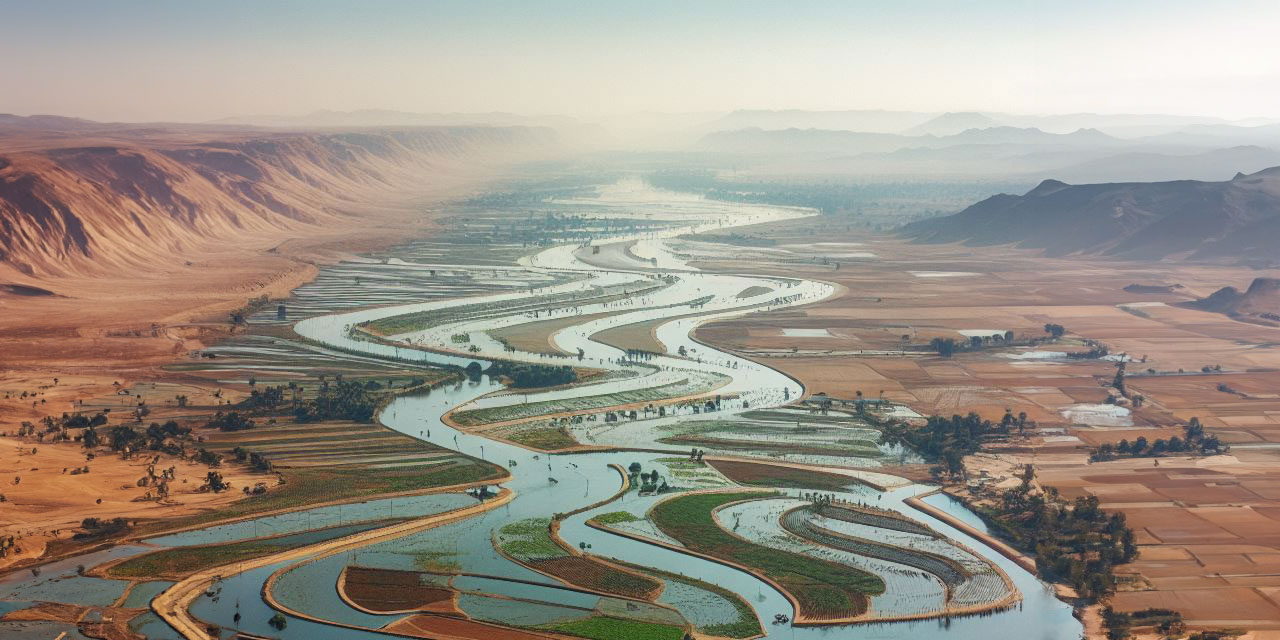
650,491 -> 884,620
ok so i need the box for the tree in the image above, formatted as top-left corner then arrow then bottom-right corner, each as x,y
204,471 -> 228,492
929,337 -> 956,358
1044,323 -> 1066,339
268,613 -> 287,630
82,426 -> 100,449
1132,436 -> 1148,455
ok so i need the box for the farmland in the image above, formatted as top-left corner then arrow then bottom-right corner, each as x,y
649,491 -> 886,620
496,518 -> 663,600
108,521 -> 399,579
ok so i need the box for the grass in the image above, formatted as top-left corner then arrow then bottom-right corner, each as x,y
504,425 -> 578,450
590,511 -> 639,525
497,518 -> 564,559
497,518 -> 661,599
108,521 -> 394,578
614,560 -> 762,639
136,462 -> 503,536
450,374 -> 725,427
413,550 -> 461,572
650,491 -> 884,620
707,459 -> 864,492
539,616 -> 685,640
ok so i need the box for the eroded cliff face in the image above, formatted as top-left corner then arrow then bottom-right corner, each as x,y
0,126 -> 556,278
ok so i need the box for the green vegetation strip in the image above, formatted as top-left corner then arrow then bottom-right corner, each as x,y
497,518 -> 564,559
136,463 -> 502,536
451,376 -> 724,427
109,521 -> 396,578
614,559 -> 762,639
650,492 -> 884,620
590,511 -> 640,525
502,425 -> 578,451
366,281 -> 663,336
707,460 -> 864,492
539,616 -> 685,640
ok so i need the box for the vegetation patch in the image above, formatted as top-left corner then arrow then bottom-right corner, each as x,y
589,511 -> 640,525
707,459 -> 862,492
138,463 -> 502,535
109,521 -> 395,578
497,518 -> 661,599
451,373 -> 725,427
972,473 -> 1137,603
343,566 -> 458,614
614,559 -> 763,639
538,616 -> 685,640
502,425 -> 578,451
650,491 -> 884,619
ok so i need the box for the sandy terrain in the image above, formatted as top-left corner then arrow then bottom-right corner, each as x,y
0,435 -> 261,571
0,126 -> 554,570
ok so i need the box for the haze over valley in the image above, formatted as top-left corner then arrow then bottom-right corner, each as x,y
3,3 -> 1280,640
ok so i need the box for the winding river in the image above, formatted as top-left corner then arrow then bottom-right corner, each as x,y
1,180 -> 1083,640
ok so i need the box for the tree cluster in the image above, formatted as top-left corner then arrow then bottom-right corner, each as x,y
1091,418 -> 1223,461
881,412 -> 1005,479
292,376 -> 380,422
988,487 -> 1137,603
485,362 -> 577,389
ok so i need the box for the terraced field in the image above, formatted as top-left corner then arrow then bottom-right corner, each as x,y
496,518 -> 662,600
450,371 -> 728,427
0,179 -> 1087,640
649,491 -> 885,620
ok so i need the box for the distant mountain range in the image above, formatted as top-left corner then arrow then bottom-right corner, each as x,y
901,167 -> 1280,263
697,125 -> 1124,155
210,109 -> 583,130
705,109 -> 1273,137
0,115 -> 558,278
697,121 -> 1280,183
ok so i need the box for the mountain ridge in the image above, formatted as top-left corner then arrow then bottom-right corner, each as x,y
900,167 -> 1280,263
0,124 -> 558,279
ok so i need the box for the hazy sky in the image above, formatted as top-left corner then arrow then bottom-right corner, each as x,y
4,0 -> 1280,122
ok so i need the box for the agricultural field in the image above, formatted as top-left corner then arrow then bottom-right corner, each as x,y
362,277 -> 653,337
108,521 -> 399,579
538,616 -> 686,640
341,566 -> 459,614
612,559 -> 763,638
591,318 -> 669,354
685,214 -> 1280,630
450,371 -> 728,427
659,417 -> 885,462
708,459 -> 868,492
649,491 -> 885,620
496,518 -> 662,600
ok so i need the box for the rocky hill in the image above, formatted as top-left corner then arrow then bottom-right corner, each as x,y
0,119 -> 556,278
900,167 -> 1280,263
1181,278 -> 1280,322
